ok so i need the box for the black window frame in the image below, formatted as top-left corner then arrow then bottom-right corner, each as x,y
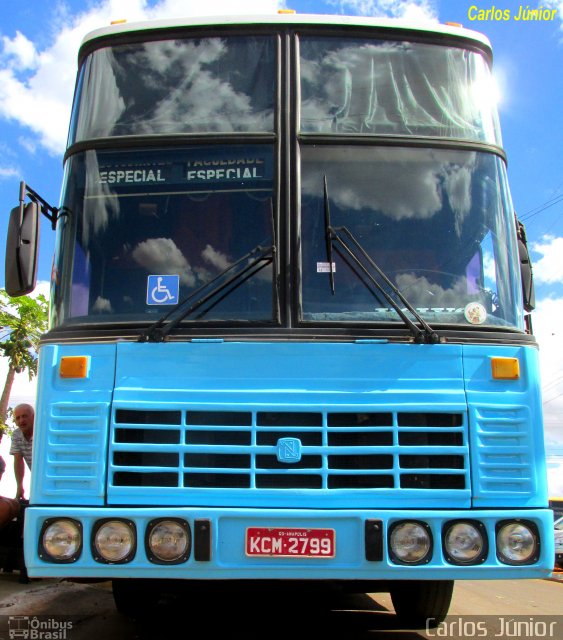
42,24 -> 535,347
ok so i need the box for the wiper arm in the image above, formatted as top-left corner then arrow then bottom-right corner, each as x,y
322,176 -> 437,343
321,194 -> 437,346
140,243 -> 275,342
330,226 -> 439,343
323,175 -> 336,295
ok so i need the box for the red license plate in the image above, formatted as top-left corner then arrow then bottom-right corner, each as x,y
245,527 -> 335,558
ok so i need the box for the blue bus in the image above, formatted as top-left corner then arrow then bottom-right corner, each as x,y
4,12 -> 553,625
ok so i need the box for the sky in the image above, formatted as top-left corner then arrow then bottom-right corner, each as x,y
0,0 -> 561,497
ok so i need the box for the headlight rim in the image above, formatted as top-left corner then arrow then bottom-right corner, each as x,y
388,519 -> 433,566
92,518 -> 137,564
442,519 -> 488,566
495,519 -> 540,566
39,517 -> 83,564
145,517 -> 192,565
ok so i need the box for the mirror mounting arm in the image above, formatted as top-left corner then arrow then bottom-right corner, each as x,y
21,181 -> 59,231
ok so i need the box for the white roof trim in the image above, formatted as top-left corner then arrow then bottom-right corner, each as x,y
80,13 -> 491,51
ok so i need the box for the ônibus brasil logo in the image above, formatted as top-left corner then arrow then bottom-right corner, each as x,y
8,616 -> 73,639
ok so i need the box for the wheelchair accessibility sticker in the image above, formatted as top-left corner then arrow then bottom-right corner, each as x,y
147,275 -> 179,305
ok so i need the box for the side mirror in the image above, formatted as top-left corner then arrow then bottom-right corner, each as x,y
517,221 -> 535,312
5,201 -> 40,297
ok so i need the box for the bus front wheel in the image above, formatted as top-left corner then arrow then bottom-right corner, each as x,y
389,579 -> 454,628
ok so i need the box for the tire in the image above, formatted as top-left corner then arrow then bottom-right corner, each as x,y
112,579 -> 157,618
390,580 -> 454,628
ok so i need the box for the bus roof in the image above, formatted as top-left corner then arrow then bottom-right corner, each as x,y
80,13 -> 492,55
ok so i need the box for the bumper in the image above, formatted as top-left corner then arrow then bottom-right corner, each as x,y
25,507 -> 554,580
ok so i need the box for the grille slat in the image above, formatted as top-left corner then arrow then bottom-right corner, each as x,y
116,409 -> 181,425
472,405 -> 534,497
110,409 -> 468,491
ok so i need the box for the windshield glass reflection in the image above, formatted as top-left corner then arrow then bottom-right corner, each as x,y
70,36 -> 275,141
300,146 -> 522,329
300,38 -> 501,144
52,146 -> 275,326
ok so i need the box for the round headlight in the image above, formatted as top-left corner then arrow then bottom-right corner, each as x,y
93,519 -> 136,563
389,521 -> 432,565
496,521 -> 538,565
444,521 -> 486,565
41,518 -> 82,562
147,519 -> 191,563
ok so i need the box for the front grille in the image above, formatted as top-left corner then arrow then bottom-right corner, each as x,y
110,408 -> 467,491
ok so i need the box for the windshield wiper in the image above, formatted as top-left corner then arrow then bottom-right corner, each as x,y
140,242 -> 276,342
324,175 -> 336,295
323,176 -> 439,344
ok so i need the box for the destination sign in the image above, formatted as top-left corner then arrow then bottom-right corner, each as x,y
89,147 -> 273,191
186,157 -> 268,184
98,168 -> 167,184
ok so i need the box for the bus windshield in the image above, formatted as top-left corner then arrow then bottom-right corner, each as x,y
300,147 -> 523,329
299,37 -> 501,143
52,145 -> 276,326
69,35 -> 276,141
54,28 -> 522,332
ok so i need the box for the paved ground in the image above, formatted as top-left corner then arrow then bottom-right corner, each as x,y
0,574 -> 132,639
0,570 -> 559,639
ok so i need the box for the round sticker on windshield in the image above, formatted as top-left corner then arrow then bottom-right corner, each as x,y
464,302 -> 487,325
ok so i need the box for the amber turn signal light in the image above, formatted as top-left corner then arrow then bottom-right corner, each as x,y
491,357 -> 520,380
59,356 -> 89,378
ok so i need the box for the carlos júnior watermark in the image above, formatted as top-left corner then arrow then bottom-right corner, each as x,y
6,616 -> 73,639
426,616 -> 560,638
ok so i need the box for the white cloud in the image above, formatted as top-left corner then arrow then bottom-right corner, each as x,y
0,62 -> 73,156
92,296 -> 113,313
533,297 -> 563,377
532,235 -> 563,284
0,280 -> 50,402
1,31 -> 38,70
0,358 -> 38,404
31,280 -> 51,300
202,244 -> 231,271
97,38 -> 274,135
132,237 -> 196,286
0,166 -> 19,179
483,251 -> 496,282
395,273 -> 470,308
0,0 -> 283,156
302,147 -> 475,221
17,137 -> 37,155
547,464 -> 563,496
144,0 -> 283,19
544,1 -> 563,31
327,0 -> 437,22
532,296 -> 563,457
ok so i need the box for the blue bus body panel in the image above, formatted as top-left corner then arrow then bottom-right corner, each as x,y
463,344 -> 547,507
30,341 -> 548,509
30,343 -> 116,505
26,340 -> 551,579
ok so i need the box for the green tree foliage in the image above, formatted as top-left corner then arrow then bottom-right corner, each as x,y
0,289 -> 49,429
